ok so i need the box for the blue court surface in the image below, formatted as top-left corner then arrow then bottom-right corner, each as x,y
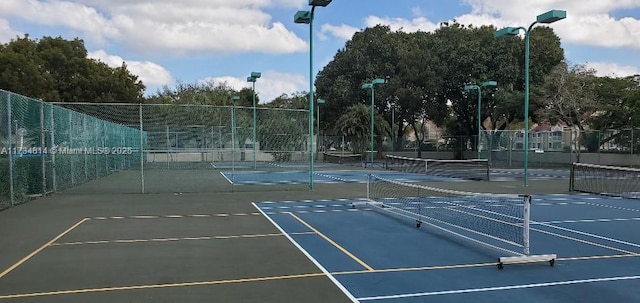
253,194 -> 640,302
221,170 -> 462,185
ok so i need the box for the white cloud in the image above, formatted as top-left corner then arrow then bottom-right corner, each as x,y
88,50 -> 173,86
585,61 -> 640,77
0,18 -> 21,43
463,0 -> 640,49
320,24 -> 359,40
321,16 -> 440,40
0,0 -> 308,55
364,16 -> 439,33
200,71 -> 306,104
319,1 -> 640,50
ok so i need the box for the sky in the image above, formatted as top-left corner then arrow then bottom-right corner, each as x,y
0,0 -> 639,103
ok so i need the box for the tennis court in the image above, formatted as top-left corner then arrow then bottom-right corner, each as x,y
0,162 -> 638,302
255,189 -> 640,302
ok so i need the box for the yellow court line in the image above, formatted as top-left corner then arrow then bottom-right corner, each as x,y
332,262 -> 498,275
50,232 -> 293,247
287,212 -> 375,271
329,253 -> 640,276
0,218 -> 88,280
0,272 -> 325,299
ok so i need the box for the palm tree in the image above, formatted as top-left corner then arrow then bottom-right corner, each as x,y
334,104 -> 390,157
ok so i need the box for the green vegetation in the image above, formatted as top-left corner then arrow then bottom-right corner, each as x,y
0,35 -> 145,102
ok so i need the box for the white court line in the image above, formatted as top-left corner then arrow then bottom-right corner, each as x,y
534,220 -> 640,250
539,218 -> 640,224
357,275 -> 640,301
219,171 -> 233,184
252,203 -> 359,303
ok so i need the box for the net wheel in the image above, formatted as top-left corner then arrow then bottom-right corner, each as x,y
497,263 -> 504,270
549,259 -> 555,267
416,221 -> 421,228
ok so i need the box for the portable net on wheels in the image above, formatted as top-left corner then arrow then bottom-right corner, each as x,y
570,163 -> 640,199
385,155 -> 490,181
353,174 -> 556,269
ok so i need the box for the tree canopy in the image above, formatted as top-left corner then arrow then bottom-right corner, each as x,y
0,35 -> 145,102
314,23 -> 566,151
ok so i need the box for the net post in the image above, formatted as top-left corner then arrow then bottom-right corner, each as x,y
7,92 -> 15,206
367,173 -> 371,200
424,158 -> 428,175
485,159 -> 490,181
569,162 -> 575,192
523,195 -> 531,256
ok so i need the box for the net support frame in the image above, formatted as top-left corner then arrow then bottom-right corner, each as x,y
359,174 -> 556,269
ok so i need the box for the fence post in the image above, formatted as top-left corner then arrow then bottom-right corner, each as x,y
7,93 -> 15,206
69,110 -> 74,185
83,115 -> 88,181
40,101 -> 46,195
139,104 -> 145,193
50,104 -> 57,192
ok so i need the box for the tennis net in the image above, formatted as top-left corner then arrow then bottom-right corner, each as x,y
385,155 -> 490,180
323,152 -> 363,166
570,163 -> 640,199
355,174 -> 556,268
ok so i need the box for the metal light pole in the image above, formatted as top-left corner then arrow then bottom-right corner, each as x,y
294,0 -> 332,190
465,81 -> 497,159
362,78 -> 386,165
246,72 -> 261,169
495,9 -> 566,186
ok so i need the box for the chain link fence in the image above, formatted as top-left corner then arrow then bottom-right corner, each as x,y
1,90 -> 312,208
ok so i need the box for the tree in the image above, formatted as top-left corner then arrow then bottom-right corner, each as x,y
0,35 -> 145,102
534,62 -> 599,157
334,104 -> 390,157
432,24 -> 564,152
264,92 -> 308,109
588,75 -> 640,152
315,23 -> 564,157
315,25 -> 401,133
